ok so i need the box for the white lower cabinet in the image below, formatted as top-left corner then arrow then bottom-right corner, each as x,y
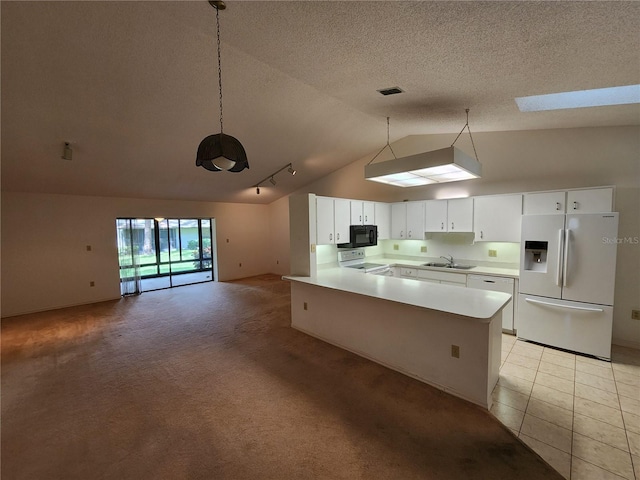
417,269 -> 467,286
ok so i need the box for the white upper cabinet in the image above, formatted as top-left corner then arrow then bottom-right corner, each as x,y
567,187 -> 613,213
350,200 -> 376,225
375,202 -> 391,240
391,201 -> 424,239
523,191 -> 566,215
406,201 -> 425,239
474,194 -> 523,242
424,200 -> 448,232
334,199 -> 351,244
391,203 -> 407,239
425,198 -> 473,232
316,196 -> 350,245
448,198 -> 473,232
524,188 -> 613,215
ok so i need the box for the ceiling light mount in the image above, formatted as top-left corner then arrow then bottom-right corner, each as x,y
196,0 -> 249,173
364,110 -> 482,187
61,141 -> 72,161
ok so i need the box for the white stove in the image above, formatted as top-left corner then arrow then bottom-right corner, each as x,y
338,249 -> 391,274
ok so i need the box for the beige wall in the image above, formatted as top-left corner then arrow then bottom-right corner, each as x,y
3,125 -> 639,348
1,192 -> 271,317
278,126 -> 640,348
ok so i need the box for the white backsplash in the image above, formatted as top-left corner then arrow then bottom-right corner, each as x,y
378,234 -> 520,266
316,235 -> 520,267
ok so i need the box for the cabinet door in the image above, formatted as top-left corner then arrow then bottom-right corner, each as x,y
391,203 -> 407,239
523,191 -> 566,215
334,199 -> 351,244
406,201 -> 425,239
474,194 -> 523,242
316,196 -> 335,244
424,200 -> 447,232
363,202 -> 375,224
567,188 -> 613,213
350,201 -> 363,225
375,202 -> 391,240
448,198 -> 473,232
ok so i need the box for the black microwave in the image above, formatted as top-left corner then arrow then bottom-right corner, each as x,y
337,225 -> 378,248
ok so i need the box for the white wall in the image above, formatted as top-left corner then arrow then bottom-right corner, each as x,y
1,192 -> 271,317
280,126 -> 640,348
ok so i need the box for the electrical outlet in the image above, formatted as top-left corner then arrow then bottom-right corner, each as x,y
393,244 -> 399,251
632,310 -> 640,320
311,244 -> 316,253
421,246 -> 427,253
239,262 -> 242,267
304,302 -> 308,311
488,249 -> 497,258
86,245 -> 92,252
451,345 -> 460,358
276,260 -> 279,265
89,281 -> 95,287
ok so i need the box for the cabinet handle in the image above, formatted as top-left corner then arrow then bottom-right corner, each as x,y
556,202 -> 561,211
365,215 -> 368,222
329,233 -> 333,241
573,201 -> 578,210
408,230 -> 412,238
441,222 -> 444,230
401,230 -> 404,238
337,233 -> 340,241
480,230 -> 484,239
451,222 -> 455,230
360,215 -> 362,222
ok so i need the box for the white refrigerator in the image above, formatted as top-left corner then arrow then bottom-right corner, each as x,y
517,213 -> 619,360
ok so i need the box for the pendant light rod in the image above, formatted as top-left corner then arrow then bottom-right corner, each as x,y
367,117 -> 398,166
211,1 -> 225,135
451,108 -> 479,161
253,163 -> 296,193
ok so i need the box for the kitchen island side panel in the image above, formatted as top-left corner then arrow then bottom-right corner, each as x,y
289,281 -> 501,409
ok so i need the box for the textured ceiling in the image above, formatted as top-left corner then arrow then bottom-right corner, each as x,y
2,1 -> 639,203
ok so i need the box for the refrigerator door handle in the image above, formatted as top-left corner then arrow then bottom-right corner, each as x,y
524,297 -> 604,312
563,228 -> 570,287
556,229 -> 564,286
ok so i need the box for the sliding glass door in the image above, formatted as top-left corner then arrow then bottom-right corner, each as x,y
116,218 -> 215,292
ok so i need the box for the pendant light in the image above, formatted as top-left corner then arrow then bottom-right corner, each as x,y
365,110 -> 481,187
196,1 -> 249,173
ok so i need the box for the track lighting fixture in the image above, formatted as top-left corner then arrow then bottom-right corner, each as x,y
253,163 -> 297,194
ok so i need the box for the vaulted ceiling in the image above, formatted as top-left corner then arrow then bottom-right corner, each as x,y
2,1 -> 639,204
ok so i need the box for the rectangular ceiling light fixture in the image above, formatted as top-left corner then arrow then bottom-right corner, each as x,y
364,146 -> 481,187
515,84 -> 640,112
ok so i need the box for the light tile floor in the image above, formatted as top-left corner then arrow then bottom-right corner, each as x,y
491,334 -> 640,480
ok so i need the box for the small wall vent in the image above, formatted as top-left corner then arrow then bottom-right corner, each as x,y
377,87 -> 404,96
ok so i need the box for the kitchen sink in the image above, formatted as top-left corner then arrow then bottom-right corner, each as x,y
422,262 -> 475,270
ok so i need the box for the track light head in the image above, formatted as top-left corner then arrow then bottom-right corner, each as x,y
270,177 -> 276,185
288,165 -> 297,175
256,186 -> 260,195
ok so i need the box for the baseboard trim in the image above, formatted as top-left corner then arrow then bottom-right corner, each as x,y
612,338 -> 640,350
1,296 -> 122,319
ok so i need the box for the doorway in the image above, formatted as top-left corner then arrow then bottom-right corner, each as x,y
116,218 -> 216,294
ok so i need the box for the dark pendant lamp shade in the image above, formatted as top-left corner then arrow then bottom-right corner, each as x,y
196,133 -> 249,172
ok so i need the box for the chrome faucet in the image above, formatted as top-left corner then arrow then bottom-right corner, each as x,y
440,255 -> 454,266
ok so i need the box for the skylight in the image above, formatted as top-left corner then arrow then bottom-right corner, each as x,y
515,84 -> 640,112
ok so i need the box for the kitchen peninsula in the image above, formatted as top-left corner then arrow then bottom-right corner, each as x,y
287,193 -> 511,409
285,268 -> 510,409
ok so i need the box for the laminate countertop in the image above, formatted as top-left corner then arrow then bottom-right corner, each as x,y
284,267 -> 512,322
